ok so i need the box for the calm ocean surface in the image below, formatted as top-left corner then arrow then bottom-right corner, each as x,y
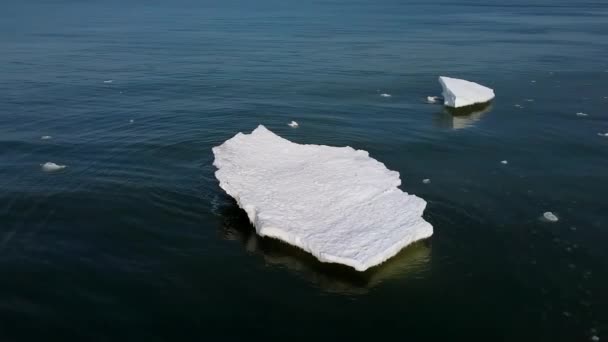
1,0 -> 607,340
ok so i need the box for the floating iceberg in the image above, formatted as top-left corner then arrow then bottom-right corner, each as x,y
439,76 -> 495,108
212,125 -> 433,271
287,121 -> 299,128
380,93 -> 391,98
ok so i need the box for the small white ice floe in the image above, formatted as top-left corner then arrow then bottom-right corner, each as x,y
514,104 -> 523,108
576,112 -> 589,117
129,119 -> 135,123
426,96 -> 440,104
531,80 -> 536,83
380,93 -> 392,98
287,121 -> 299,128
598,132 -> 608,137
103,80 -> 113,84
439,76 -> 494,108
591,335 -> 600,342
543,211 -> 559,222
41,135 -> 52,140
422,179 -> 431,184
501,160 -> 508,165
41,162 -> 66,172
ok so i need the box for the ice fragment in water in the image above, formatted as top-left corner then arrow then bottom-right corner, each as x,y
422,179 -> 431,184
103,80 -> 113,83
426,96 -> 440,104
543,212 -> 559,222
576,112 -> 588,117
212,125 -> 433,271
380,93 -> 391,98
41,162 -> 66,172
287,121 -> 299,128
41,135 -> 52,140
439,76 -> 495,108
501,160 -> 508,165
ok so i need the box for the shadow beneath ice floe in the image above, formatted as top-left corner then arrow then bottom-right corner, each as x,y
435,102 -> 493,130
215,197 -> 431,294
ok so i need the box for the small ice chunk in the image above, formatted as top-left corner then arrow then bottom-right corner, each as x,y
531,80 -> 536,83
501,160 -> 508,165
41,135 -> 52,140
525,99 -> 535,102
576,112 -> 589,117
129,119 -> 134,123
422,178 -> 431,184
426,96 -> 440,104
439,76 -> 495,108
543,212 -> 559,222
598,133 -> 608,137
380,93 -> 391,98
591,336 -> 599,342
287,121 -> 299,128
41,162 -> 66,172
514,104 -> 523,108
103,80 -> 113,83
212,125 -> 433,271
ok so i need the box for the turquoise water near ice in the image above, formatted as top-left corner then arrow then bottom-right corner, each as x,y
1,0 -> 607,340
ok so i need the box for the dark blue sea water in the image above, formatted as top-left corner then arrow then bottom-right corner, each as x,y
1,0 -> 607,340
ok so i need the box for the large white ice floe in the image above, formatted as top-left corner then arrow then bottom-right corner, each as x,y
439,76 -> 495,108
213,125 -> 433,271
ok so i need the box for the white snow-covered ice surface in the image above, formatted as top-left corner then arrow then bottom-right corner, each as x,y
439,76 -> 495,108
213,125 -> 433,271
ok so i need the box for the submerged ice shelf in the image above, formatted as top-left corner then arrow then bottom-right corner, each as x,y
213,125 -> 433,271
439,76 -> 495,108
